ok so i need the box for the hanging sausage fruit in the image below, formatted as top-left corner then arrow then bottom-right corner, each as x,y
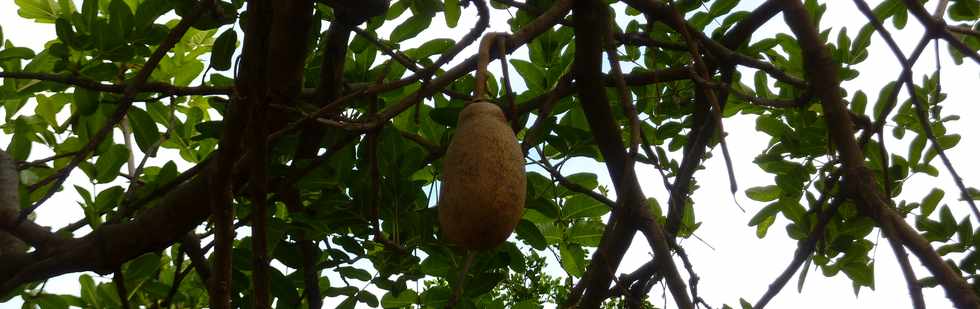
438,33 -> 526,251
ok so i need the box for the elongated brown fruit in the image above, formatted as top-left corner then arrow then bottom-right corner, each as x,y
439,101 -> 526,251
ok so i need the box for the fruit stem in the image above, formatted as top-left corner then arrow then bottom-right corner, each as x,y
447,250 -> 477,308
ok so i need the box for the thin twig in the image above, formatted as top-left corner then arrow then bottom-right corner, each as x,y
534,148 -> 616,207
663,2 -> 738,197
0,71 -> 231,96
447,251 -> 476,308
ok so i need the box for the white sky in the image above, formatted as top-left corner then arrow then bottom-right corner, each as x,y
2,0 -> 979,308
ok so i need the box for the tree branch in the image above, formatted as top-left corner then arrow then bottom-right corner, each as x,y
0,71 -> 231,96
780,1 -> 979,307
900,0 -> 980,64
569,0 -> 691,308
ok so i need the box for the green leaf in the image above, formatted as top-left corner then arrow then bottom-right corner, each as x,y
510,59 -> 547,91
109,0 -> 134,36
850,90 -> 867,115
561,195 -> 608,219
756,216 -> 776,238
780,199 -> 807,223
939,206 -> 956,230
514,299 -> 541,309
837,27 -> 852,55
55,18 -> 79,49
841,261 -> 874,290
872,82 -> 897,122
745,185 -> 780,202
708,0 -> 738,17
74,88 -> 101,115
559,243 -> 585,277
8,118 -> 33,161
382,290 -> 418,308
420,286 -> 450,308
93,185 -> 123,213
739,298 -> 753,309
958,217 -> 973,246
940,134 -> 961,149
124,252 -> 161,282
950,0 -> 980,21
420,253 -> 451,277
568,220 -> 604,247
80,274 -> 100,307
193,120 -> 223,141
210,28 -> 237,71
0,47 -> 36,61
31,294 -> 72,309
406,38 -> 454,59
921,188 -> 944,217
390,15 -> 431,43
358,291 -> 379,307
908,134 -> 926,166
15,0 -> 64,23
753,71 -> 770,97
516,220 -> 548,250
564,173 -> 598,191
127,107 -> 160,153
35,94 -> 68,130
81,0 -> 98,29
892,6 -> 907,29
749,202 -> 780,226
444,0 -> 460,27
173,59 -> 204,86
755,115 -> 789,138
338,266 -> 372,281
263,271 -> 297,307
325,286 -> 359,298
133,0 -> 172,31
94,144 -> 129,183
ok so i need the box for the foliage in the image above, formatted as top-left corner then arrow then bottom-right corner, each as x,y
0,0 -> 979,308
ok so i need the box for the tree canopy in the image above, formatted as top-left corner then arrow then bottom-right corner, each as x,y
1,0 -> 980,308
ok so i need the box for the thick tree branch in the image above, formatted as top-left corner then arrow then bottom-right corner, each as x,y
569,1 -> 691,308
275,6 -> 363,308
181,232 -> 211,282
204,0 -> 272,305
886,234 -> 927,309
663,2 -> 738,197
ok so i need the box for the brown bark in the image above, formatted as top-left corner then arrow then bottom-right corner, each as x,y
569,1 -> 691,308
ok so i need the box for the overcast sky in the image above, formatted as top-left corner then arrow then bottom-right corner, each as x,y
2,0 -> 980,308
